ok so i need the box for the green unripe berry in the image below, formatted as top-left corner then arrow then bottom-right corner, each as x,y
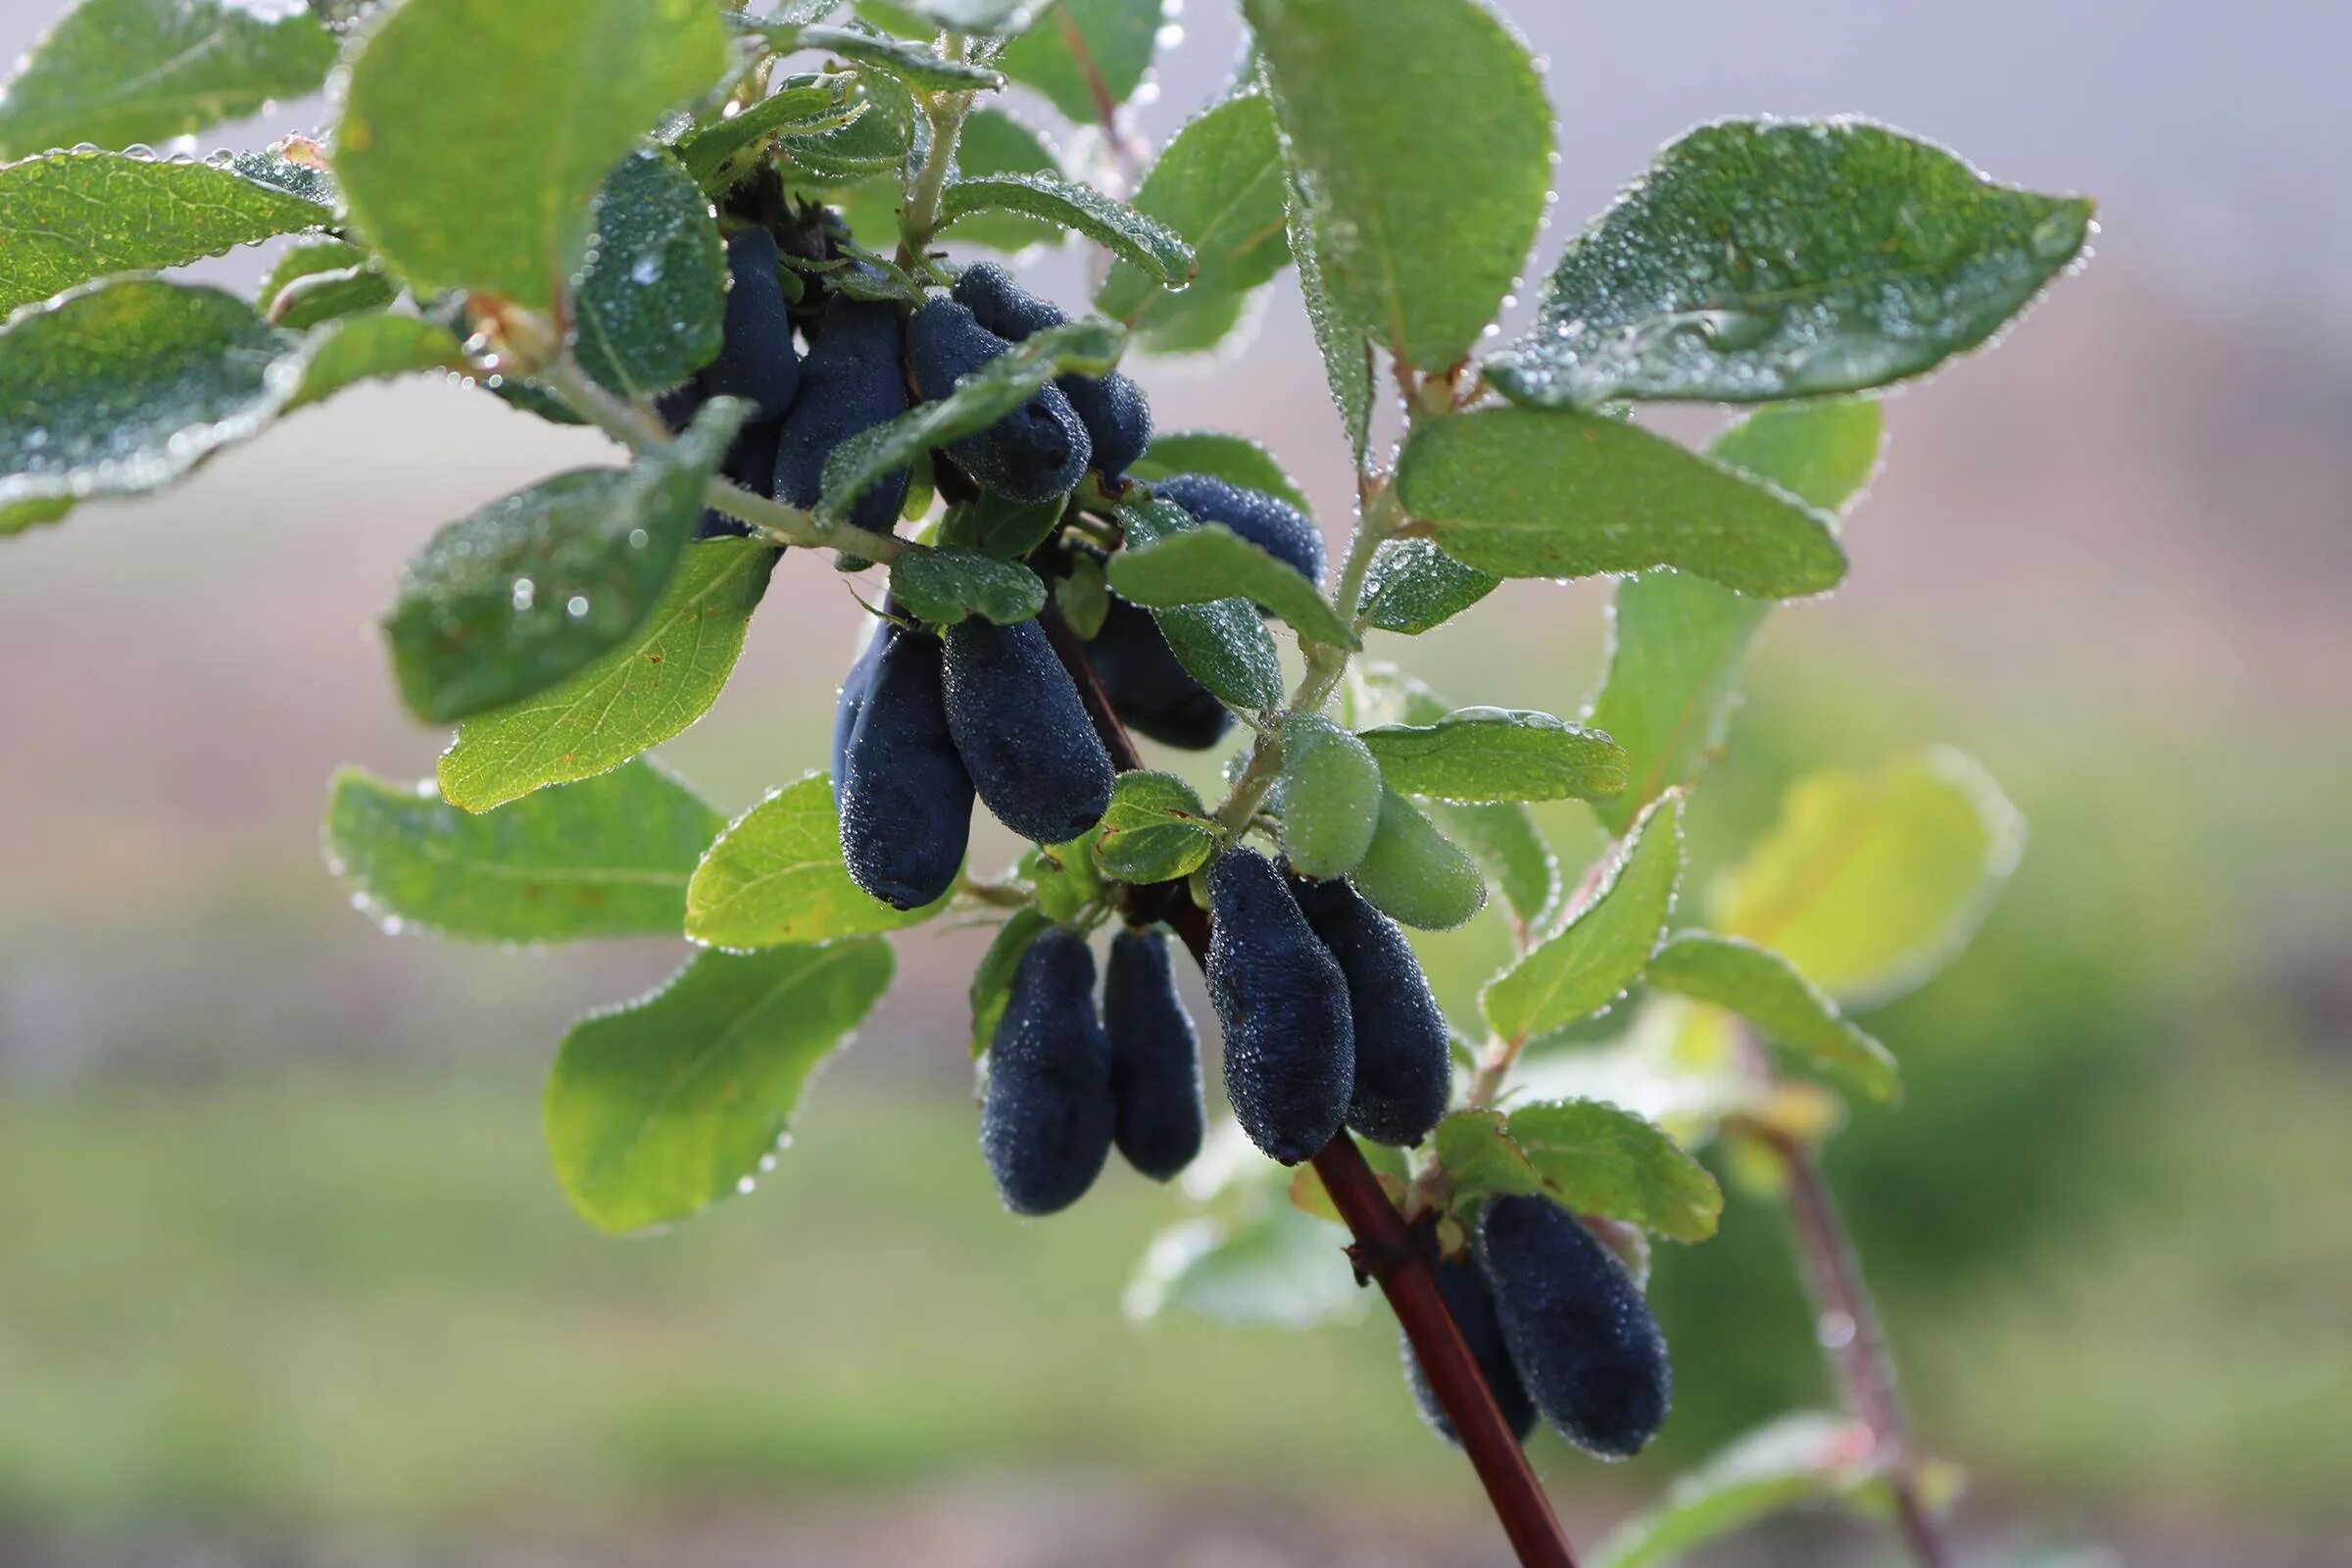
1278,713 -> 1383,879
1348,785 -> 1487,930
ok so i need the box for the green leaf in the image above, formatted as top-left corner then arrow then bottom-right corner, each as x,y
1359,537 -> 1498,636
674,74 -> 858,191
773,70 -> 914,186
1126,429 -> 1309,514
0,0 -> 339,160
572,149 -> 725,400
1490,119 -> 2095,408
334,0 -> 730,308
286,310 -> 469,408
438,538 -> 778,812
1425,799 -> 1556,930
1282,158 -> 1368,462
1019,833 -> 1103,923
686,772 -> 947,948
1647,933 -> 1898,1103
1482,793 -> 1683,1041
999,0 -> 1159,122
1094,770 -> 1221,884
0,149 -> 330,316
262,239 -> 371,306
1,278 -> 289,535
936,487 -> 1066,560
936,107 -> 1060,251
1243,0 -> 1549,372
545,938 -> 896,1234
1508,1101 -> 1723,1242
969,906 -> 1053,1056
795,24 -> 1004,90
1054,546 -> 1108,637
1108,521 -> 1357,648
890,549 -> 1048,626
881,0 -> 1054,33
1095,92 -> 1290,336
384,400 -> 745,723
1277,714 -> 1382,881
1587,400 -> 1883,834
1398,407 -> 1848,598
1711,749 -> 2022,1006
1358,709 -> 1628,805
324,761 -> 722,943
820,318 -> 1124,519
1125,1205 -> 1367,1329
269,261 -> 396,332
1590,1412 -> 1887,1568
939,173 -> 1196,286
1115,496 -> 1284,710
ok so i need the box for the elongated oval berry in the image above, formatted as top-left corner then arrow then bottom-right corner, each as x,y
1279,714 -> 1383,880
951,263 -> 1151,481
1477,1195 -> 1672,1459
838,625 -> 973,908
1084,595 -> 1230,750
941,617 -> 1116,845
775,288 -> 910,535
981,928 -> 1115,1216
1152,472 -> 1326,588
1348,786 -> 1488,931
1205,847 -> 1354,1164
1290,873 -> 1450,1147
907,299 -> 1091,504
1401,1256 -> 1539,1447
703,227 -> 802,420
831,617 -> 888,800
1103,926 -> 1205,1181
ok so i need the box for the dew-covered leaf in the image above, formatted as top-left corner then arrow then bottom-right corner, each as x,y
324,760 -> 722,943
0,149 -> 330,316
889,548 -> 1048,625
572,149 -> 725,400
0,0 -> 339,161
545,938 -> 895,1233
1244,0 -> 1549,372
674,74 -> 858,191
773,69 -> 914,186
1509,1102 -> 1722,1242
1360,537 -> 1498,636
879,0 -> 1054,34
1,278 -> 291,535
795,24 -> 1004,89
438,538 -> 777,812
686,772 -> 946,948
1489,119 -> 2095,408
1282,158 -> 1368,463
1095,91 -> 1289,336
1482,794 -> 1682,1041
1094,769 -> 1221,884
1115,496 -> 1284,709
820,317 -> 1122,519
334,0 -> 730,308
1648,933 -> 1898,1103
1359,709 -> 1628,805
1588,400 -> 1883,833
1425,798 -> 1557,929
285,310 -> 469,408
1125,1205 -> 1366,1328
939,172 -> 1195,286
1590,1412 -> 1890,1568
999,0 -> 1160,122
269,261 -> 396,331
937,106 -> 1060,251
1711,749 -> 2022,1006
385,401 -> 746,723
1109,520 -> 1356,648
1126,428 -> 1309,514
936,487 -> 1066,560
1398,407 -> 1848,598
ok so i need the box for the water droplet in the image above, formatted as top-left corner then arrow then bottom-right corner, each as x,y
1817,1309 -> 1857,1349
627,528 -> 649,549
511,578 -> 536,612
565,595 -> 590,618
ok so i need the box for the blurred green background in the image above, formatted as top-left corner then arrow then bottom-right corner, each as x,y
4,2 -> 2349,1565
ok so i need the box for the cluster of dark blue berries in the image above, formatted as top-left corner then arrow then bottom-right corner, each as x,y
668,208 -> 1668,1459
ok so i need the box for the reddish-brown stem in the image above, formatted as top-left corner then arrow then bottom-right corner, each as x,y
1763,1124 -> 1952,1568
1039,605 -> 1579,1568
